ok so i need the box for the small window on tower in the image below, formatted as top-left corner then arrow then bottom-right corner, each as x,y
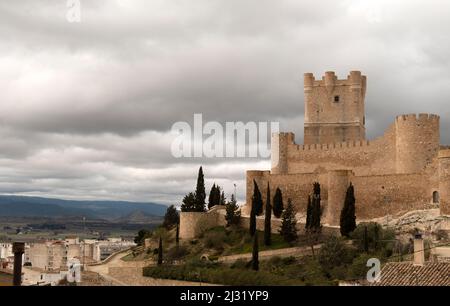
334,96 -> 340,103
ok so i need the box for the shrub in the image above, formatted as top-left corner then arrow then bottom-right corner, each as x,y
349,253 -> 374,279
230,259 -> 248,269
166,246 -> 189,261
318,235 -> 351,271
204,231 -> 227,250
143,264 -> 301,286
434,229 -> 449,241
162,205 -> 179,229
351,222 -> 395,254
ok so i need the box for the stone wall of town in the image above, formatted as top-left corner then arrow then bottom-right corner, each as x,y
179,206 -> 227,239
247,113 -> 446,223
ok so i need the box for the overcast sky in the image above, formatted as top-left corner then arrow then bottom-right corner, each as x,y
1,0 -> 449,205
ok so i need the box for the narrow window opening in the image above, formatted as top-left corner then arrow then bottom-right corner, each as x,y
433,191 -> 440,204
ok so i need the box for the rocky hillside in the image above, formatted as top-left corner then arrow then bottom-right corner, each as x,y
369,209 -> 450,240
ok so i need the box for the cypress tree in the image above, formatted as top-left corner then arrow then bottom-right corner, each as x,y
252,231 -> 259,271
310,182 -> 322,233
279,199 -> 298,243
339,183 -> 357,237
249,206 -> 257,237
157,237 -> 163,265
208,184 -> 217,209
252,180 -> 263,216
194,166 -> 206,212
264,183 -> 272,246
250,180 -> 263,236
272,187 -> 284,218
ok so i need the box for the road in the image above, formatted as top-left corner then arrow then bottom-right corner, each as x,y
86,249 -> 213,286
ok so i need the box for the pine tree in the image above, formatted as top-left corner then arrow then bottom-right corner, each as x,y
339,183 -> 357,237
162,205 -> 179,229
180,192 -> 196,212
208,184 -> 217,209
305,195 -> 312,230
252,231 -> 259,271
225,194 -> 241,226
264,183 -> 272,246
194,166 -> 206,212
157,237 -> 163,265
279,199 -> 298,243
272,187 -> 284,218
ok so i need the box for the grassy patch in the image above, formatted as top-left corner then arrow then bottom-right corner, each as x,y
143,256 -> 340,286
143,260 -> 303,286
224,230 -> 291,255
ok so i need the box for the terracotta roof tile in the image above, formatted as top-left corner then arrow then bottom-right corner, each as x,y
373,262 -> 450,286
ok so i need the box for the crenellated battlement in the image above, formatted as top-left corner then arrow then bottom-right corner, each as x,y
248,70 -> 448,221
294,139 -> 371,152
396,113 -> 440,123
304,71 -> 366,145
304,71 -> 367,89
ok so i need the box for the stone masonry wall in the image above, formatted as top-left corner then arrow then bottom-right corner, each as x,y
439,150 -> 450,215
247,169 -> 438,225
179,206 -> 226,240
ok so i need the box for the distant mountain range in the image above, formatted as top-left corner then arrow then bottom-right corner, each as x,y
0,195 -> 168,221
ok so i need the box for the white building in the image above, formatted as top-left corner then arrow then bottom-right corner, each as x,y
0,243 -> 13,259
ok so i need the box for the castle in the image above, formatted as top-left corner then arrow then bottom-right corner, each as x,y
245,71 -> 450,225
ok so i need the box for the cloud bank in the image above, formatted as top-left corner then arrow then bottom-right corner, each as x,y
1,0 -> 449,205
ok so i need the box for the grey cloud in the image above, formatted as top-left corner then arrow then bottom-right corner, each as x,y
0,1 -> 450,204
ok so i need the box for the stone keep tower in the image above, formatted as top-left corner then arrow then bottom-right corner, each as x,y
304,71 -> 367,145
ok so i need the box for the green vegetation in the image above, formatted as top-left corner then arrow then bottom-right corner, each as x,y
158,237 -> 163,265
264,183 -> 272,246
180,193 -> 196,212
272,187 -> 284,218
252,231 -> 259,271
134,229 -> 152,245
279,199 -> 298,243
194,166 -> 206,212
225,194 -> 240,227
143,238 -> 387,286
306,182 -> 322,233
141,222 -> 401,286
181,166 -> 207,212
340,183 -> 356,237
249,181 -> 263,237
143,259 -> 303,286
208,183 -> 220,209
351,222 -> 395,256
162,205 -> 179,229
251,180 -> 263,216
